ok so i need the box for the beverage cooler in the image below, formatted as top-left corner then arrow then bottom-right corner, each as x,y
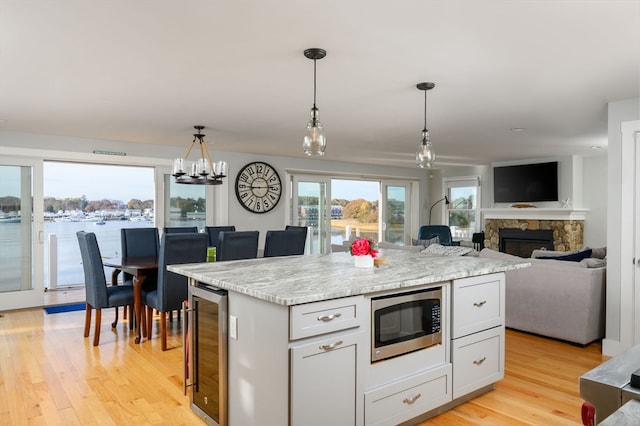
184,283 -> 228,426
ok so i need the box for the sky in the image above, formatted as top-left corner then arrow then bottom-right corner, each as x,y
43,162 -> 155,201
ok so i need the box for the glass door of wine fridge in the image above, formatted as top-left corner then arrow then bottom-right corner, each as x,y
187,284 -> 228,426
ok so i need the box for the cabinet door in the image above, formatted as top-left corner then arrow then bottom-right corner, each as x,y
290,330 -> 362,426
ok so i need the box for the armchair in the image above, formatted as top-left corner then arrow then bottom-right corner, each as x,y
418,225 -> 459,246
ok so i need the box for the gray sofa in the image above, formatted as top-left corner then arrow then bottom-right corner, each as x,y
478,247 -> 606,345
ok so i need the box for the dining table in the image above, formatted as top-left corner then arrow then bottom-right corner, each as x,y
103,256 -> 158,344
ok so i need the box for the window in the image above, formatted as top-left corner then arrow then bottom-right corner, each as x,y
444,176 -> 481,241
290,173 -> 416,253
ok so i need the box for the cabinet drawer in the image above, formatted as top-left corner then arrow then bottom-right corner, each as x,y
290,296 -> 365,340
452,273 -> 504,338
364,364 -> 452,426
452,327 -> 504,399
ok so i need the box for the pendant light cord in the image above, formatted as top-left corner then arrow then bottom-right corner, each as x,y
423,88 -> 427,132
313,58 -> 317,110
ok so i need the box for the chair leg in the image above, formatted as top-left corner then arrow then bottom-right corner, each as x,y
129,305 -> 134,331
84,303 -> 92,338
146,306 -> 153,339
160,311 -> 167,351
93,308 -> 102,346
112,306 -> 119,328
123,305 -> 128,320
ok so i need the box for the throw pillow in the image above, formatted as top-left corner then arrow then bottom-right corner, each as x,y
412,236 -> 440,248
584,246 -> 607,259
538,249 -> 593,262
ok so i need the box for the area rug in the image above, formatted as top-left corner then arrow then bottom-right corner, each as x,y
44,303 -> 85,314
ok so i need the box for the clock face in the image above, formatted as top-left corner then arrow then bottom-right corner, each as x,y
235,162 -> 282,213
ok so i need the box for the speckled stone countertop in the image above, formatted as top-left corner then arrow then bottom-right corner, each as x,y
167,249 -> 530,306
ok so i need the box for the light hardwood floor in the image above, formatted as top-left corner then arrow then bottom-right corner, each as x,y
0,305 -> 606,426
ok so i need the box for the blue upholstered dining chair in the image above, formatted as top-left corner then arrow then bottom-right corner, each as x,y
119,227 -> 160,324
217,230 -> 259,261
163,226 -> 198,234
143,232 -> 208,351
263,230 -> 306,257
285,225 -> 308,254
120,227 -> 160,277
76,231 -> 135,346
418,225 -> 456,246
205,225 -> 236,248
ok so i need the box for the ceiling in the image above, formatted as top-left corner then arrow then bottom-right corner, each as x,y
1,1 -> 638,169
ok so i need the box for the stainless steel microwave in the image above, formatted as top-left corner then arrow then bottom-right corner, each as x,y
371,287 -> 442,362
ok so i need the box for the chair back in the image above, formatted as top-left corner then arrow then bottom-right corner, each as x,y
121,227 -> 160,257
156,233 -> 209,312
76,231 -> 108,308
418,225 -> 453,246
217,231 -> 259,261
264,230 -> 306,257
285,225 -> 308,254
472,231 -> 485,251
163,226 -> 198,234
121,227 -> 160,281
205,226 -> 236,248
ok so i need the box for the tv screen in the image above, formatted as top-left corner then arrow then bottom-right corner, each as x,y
493,162 -> 558,203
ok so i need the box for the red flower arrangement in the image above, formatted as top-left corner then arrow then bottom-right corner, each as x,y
349,238 -> 379,258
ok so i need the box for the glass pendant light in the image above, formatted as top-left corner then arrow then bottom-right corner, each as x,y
303,48 -> 327,156
416,82 -> 435,168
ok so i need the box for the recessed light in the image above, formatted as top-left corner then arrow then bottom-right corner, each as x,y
510,127 -> 525,132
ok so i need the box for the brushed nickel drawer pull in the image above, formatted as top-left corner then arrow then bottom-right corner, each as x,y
320,340 -> 343,351
403,393 -> 422,404
473,356 -> 487,365
317,313 -> 342,322
473,300 -> 487,307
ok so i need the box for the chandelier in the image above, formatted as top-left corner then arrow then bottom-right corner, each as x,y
415,82 -> 436,168
172,125 -> 227,185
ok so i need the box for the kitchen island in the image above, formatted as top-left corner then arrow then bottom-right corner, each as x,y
169,249 -> 529,426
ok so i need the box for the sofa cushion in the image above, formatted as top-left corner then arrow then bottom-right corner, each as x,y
580,257 -> 607,268
377,241 -> 423,252
478,248 -> 523,261
537,249 -> 592,262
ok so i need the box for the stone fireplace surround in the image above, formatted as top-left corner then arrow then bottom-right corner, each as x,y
483,208 -> 588,254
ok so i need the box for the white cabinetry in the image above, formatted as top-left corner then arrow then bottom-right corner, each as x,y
289,296 -> 366,426
364,364 -> 452,426
451,273 -> 505,399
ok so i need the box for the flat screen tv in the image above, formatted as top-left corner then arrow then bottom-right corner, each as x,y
493,162 -> 558,203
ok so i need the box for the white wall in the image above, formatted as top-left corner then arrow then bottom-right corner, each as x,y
582,155 -> 607,247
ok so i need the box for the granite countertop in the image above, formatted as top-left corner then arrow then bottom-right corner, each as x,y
168,249 -> 530,306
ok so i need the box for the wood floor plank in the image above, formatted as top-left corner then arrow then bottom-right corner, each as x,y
1,307 -> 607,425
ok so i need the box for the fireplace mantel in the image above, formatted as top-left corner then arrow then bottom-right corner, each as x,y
482,208 -> 589,221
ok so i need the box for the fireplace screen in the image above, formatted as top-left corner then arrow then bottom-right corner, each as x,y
499,229 -> 553,258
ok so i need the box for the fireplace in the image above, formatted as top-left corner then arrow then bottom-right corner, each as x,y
499,229 -> 554,258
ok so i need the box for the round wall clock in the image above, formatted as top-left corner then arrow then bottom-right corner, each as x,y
235,162 -> 282,213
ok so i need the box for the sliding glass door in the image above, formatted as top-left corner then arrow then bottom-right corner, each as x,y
0,159 -> 44,310
382,181 -> 410,245
292,176 -> 331,254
